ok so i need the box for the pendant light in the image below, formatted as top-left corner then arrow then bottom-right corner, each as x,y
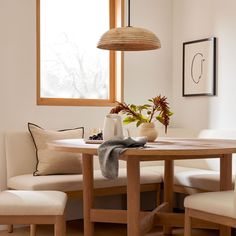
97,0 -> 161,51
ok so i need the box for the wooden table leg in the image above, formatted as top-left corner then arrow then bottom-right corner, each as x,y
220,154 -> 233,191
163,159 -> 174,235
82,154 -> 94,236
127,158 -> 141,236
220,154 -> 233,236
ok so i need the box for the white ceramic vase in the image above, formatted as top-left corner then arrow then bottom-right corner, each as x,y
138,122 -> 158,142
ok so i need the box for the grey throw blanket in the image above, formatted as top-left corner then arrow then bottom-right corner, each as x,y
98,137 -> 147,179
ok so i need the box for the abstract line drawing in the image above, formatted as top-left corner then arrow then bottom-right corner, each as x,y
191,53 -> 205,84
183,37 -> 216,97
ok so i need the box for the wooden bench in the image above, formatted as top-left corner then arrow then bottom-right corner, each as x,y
0,190 -> 67,236
5,131 -> 162,233
5,128 -> 236,232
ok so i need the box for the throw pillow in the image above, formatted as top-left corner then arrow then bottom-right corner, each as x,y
28,123 -> 84,176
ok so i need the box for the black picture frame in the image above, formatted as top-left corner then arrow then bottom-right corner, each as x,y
182,37 -> 216,97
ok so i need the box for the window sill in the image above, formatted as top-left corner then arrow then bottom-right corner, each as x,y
37,98 -> 118,107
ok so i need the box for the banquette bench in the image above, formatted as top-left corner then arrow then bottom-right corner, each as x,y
157,128 -> 236,194
5,131 -> 162,200
5,128 -> 236,216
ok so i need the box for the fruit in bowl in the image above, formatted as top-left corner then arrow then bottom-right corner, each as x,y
89,131 -> 103,140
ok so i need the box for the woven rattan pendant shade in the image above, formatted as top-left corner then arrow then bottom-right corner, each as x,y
97,26 -> 161,51
97,0 -> 161,51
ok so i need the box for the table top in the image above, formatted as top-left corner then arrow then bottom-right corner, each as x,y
48,138 -> 236,161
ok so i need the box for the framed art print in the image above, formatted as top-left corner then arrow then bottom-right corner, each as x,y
183,37 -> 216,96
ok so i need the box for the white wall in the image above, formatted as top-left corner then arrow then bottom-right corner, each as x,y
125,0 -> 173,104
172,0 -> 236,130
0,0 -> 172,193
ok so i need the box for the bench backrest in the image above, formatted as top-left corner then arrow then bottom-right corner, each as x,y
175,129 -> 236,171
7,129 -> 234,178
5,131 -> 124,179
5,132 -> 37,178
5,128 -> 199,179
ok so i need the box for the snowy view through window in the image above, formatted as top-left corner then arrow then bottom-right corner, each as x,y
40,0 -> 110,99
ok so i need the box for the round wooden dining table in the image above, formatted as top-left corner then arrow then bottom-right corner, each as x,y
49,137 -> 236,236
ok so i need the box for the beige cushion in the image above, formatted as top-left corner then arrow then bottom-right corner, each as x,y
28,123 -> 84,175
184,190 -> 235,218
8,166 -> 163,191
7,164 -> 225,193
5,132 -> 37,178
0,191 -> 67,215
145,165 -> 229,191
173,166 -> 232,191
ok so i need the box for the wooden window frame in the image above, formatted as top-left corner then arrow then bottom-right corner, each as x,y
36,0 -> 124,106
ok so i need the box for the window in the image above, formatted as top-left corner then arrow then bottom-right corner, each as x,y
37,0 -> 124,106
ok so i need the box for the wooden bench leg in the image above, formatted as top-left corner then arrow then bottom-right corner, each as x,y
156,183 -> 161,206
121,194 -> 127,210
220,225 -> 231,236
184,208 -> 192,236
54,215 -> 66,236
7,225 -> 13,233
30,224 -> 36,236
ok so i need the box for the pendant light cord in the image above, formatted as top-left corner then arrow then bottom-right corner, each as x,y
128,0 -> 131,27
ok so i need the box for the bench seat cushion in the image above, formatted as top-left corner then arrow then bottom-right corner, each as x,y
149,165 -> 233,192
184,190 -> 235,218
8,166 -> 163,191
173,166 -> 232,191
0,190 -> 67,215
8,165 -> 232,192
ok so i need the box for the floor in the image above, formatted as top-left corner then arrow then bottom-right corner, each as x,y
0,220 -> 219,236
